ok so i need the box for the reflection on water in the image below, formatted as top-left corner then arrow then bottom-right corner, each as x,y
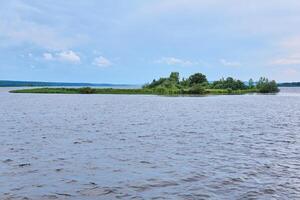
1,87 -> 300,199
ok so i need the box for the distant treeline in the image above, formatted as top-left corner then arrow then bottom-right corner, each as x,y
0,80 -> 129,87
278,82 -> 300,87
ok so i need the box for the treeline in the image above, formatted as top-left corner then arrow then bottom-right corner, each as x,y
278,82 -> 300,87
143,72 -> 279,94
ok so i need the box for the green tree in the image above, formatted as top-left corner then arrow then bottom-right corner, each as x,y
256,77 -> 279,93
248,78 -> 254,88
188,84 -> 206,94
212,77 -> 246,90
179,78 -> 190,89
169,72 -> 180,83
188,73 -> 207,86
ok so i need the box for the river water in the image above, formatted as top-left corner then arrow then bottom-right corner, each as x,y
1,88 -> 300,199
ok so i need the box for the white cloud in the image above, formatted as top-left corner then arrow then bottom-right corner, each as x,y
156,57 -> 197,66
270,54 -> 300,65
93,56 -> 112,67
220,59 -> 241,67
43,50 -> 81,63
43,52 -> 54,60
57,51 -> 81,63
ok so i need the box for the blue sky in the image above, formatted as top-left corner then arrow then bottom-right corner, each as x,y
1,0 -> 300,83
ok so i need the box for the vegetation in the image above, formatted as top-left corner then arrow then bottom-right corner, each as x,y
256,77 -> 279,93
11,88 -> 154,95
10,72 -> 279,95
211,77 -> 246,90
142,72 -> 278,95
278,82 -> 300,87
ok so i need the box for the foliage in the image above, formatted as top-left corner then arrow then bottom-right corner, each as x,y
11,72 -> 279,95
188,73 -> 208,86
78,87 -> 97,94
186,84 -> 206,94
169,72 -> 180,83
256,77 -> 279,93
145,72 -> 181,89
212,77 -> 247,90
248,78 -> 254,89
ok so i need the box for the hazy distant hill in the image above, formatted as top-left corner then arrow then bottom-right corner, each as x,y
0,80 -> 133,88
278,82 -> 300,87
3,80 -> 297,88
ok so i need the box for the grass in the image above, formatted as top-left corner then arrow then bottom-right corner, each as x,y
10,87 -> 260,96
206,88 -> 259,94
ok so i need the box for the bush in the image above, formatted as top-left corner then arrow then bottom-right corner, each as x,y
256,78 -> 279,93
226,88 -> 233,93
142,72 -> 279,95
188,73 -> 208,86
188,84 -> 206,94
78,87 -> 96,94
154,87 -> 168,95
212,77 -> 247,90
169,72 -> 180,83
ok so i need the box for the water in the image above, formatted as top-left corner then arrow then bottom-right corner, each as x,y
1,88 -> 300,199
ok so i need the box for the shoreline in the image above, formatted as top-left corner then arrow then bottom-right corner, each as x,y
9,87 -> 263,96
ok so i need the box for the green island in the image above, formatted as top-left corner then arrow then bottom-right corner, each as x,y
10,72 -> 279,95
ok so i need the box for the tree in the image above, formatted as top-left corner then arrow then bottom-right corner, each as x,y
143,72 -> 278,94
212,77 -> 246,90
180,78 -> 190,88
256,77 -> 279,93
248,78 -> 254,88
188,73 -> 207,85
145,78 -> 167,88
169,72 -> 180,83
188,84 -> 206,94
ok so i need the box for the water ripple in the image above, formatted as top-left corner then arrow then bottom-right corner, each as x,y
1,88 -> 300,199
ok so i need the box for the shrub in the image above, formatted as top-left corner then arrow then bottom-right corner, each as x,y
188,84 -> 206,94
226,88 -> 233,93
154,87 -> 168,95
78,87 -> 96,94
169,72 -> 180,83
256,78 -> 279,93
188,73 -> 208,86
212,77 -> 247,90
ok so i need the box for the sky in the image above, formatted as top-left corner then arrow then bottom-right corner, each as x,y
1,0 -> 300,84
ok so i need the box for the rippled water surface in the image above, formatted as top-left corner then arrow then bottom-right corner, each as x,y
1,88 -> 300,199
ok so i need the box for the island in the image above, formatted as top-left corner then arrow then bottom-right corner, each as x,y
10,72 -> 279,95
